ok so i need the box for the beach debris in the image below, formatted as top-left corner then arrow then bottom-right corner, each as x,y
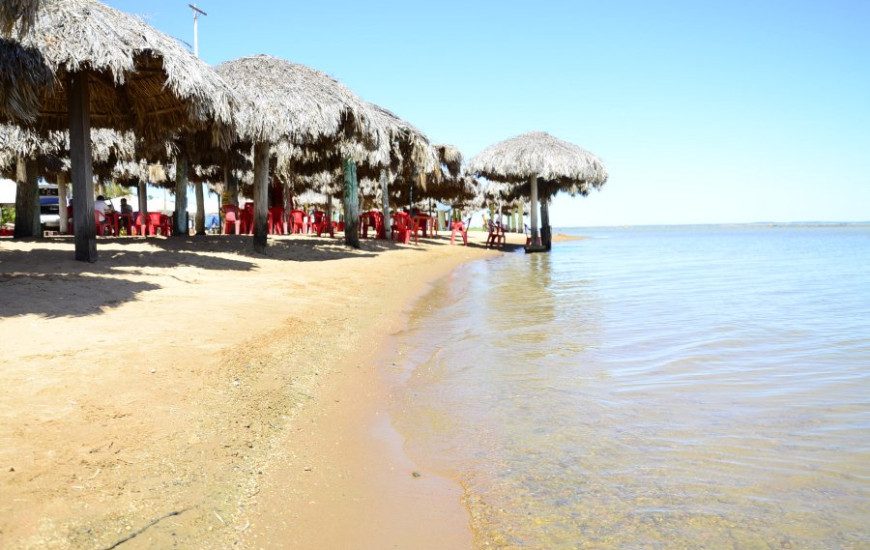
412,471 -> 422,478
150,368 -> 156,374
232,380 -> 240,387
101,506 -> 193,549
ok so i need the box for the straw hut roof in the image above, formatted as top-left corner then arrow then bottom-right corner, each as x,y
435,144 -> 463,179
467,131 -> 608,197
215,55 -> 392,163
0,0 -> 234,148
217,55 -> 437,202
1,123 -> 144,179
270,104 -> 437,192
366,102 -> 437,179
426,173 -> 481,206
0,122 -> 59,158
0,0 -> 41,36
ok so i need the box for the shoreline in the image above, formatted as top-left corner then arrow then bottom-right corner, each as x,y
0,231 -> 525,549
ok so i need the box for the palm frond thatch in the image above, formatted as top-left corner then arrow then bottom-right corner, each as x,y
436,144 -> 463,179
0,0 -> 41,36
216,55 -> 390,162
0,39 -> 55,123
2,123 -> 143,179
366,102 -> 437,180
1,0 -> 234,148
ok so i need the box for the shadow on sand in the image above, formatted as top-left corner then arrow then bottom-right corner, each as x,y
0,233 -> 502,319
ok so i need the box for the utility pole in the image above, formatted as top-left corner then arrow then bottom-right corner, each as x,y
186,4 -> 208,235
188,4 -> 207,57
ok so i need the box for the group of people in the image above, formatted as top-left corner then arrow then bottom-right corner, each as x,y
93,195 -> 133,221
92,195 -> 134,233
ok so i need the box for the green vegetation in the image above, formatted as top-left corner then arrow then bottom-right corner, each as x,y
1,205 -> 14,225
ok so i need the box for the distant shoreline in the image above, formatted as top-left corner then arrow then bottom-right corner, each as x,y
556,221 -> 870,231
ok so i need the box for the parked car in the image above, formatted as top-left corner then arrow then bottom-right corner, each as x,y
39,183 -> 60,232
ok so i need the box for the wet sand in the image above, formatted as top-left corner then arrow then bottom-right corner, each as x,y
0,230 -> 522,549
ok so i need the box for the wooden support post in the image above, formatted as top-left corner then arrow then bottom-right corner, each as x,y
528,173 -> 540,249
343,157 -> 360,249
13,156 -> 40,238
541,198 -> 552,251
57,172 -> 69,234
380,170 -> 390,240
194,180 -> 205,235
67,72 -> 97,262
174,154 -> 189,236
325,189 -> 333,237
252,140 -> 269,253
137,181 -> 147,215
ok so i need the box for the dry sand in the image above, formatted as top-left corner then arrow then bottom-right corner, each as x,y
0,230 -> 523,549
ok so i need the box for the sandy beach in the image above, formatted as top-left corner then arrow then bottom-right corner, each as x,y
0,230 -> 523,549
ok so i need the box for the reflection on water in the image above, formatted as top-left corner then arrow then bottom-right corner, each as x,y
387,226 -> 870,549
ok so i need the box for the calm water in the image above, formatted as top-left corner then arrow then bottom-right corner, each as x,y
386,225 -> 870,549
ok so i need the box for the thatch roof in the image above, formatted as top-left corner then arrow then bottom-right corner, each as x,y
435,144 -> 463,179
0,0 -> 234,148
0,38 -> 54,122
215,55 -> 391,163
0,0 -> 41,36
366,102 -> 437,180
1,123 -> 143,179
467,132 -> 608,196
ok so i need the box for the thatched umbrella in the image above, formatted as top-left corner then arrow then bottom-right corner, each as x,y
381,143 -> 462,218
0,0 -> 234,261
216,54 -> 396,250
468,131 -> 607,251
363,102 -> 437,235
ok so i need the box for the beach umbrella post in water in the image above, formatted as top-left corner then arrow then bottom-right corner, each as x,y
0,0 -> 234,262
468,132 -> 607,252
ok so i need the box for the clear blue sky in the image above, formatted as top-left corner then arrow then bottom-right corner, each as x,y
105,0 -> 869,226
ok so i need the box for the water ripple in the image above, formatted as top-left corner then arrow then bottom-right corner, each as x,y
391,226 -> 870,548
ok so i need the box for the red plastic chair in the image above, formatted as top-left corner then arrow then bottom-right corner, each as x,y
311,210 -> 331,237
95,211 -> 111,236
131,213 -> 148,236
289,209 -> 306,234
268,207 -> 286,235
360,211 -> 374,238
450,217 -> 471,246
240,202 -> 255,234
485,220 -> 506,248
146,212 -> 170,236
160,214 -> 173,236
359,211 -> 385,239
373,211 -> 386,239
391,212 -> 418,245
116,212 -> 135,235
221,205 -> 241,234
